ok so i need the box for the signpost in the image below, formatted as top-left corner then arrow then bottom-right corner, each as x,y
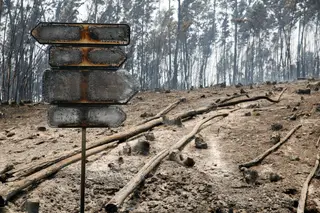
31,22 -> 137,213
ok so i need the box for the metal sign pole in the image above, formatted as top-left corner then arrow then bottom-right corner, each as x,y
80,127 -> 86,213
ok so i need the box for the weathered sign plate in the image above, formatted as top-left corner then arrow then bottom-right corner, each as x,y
49,47 -> 127,69
31,22 -> 130,45
48,105 -> 126,128
42,69 -> 139,104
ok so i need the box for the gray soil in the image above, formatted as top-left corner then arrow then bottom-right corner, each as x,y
1,80 -> 320,213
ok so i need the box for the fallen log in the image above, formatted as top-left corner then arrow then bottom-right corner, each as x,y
297,155 -> 320,213
215,87 -> 286,108
218,93 -> 249,104
0,143 -> 117,207
104,113 -> 229,213
239,124 -> 302,168
138,97 -> 186,125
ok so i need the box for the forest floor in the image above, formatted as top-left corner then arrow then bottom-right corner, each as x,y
1,80 -> 320,213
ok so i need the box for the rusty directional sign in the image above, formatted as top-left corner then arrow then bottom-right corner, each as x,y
48,105 -> 126,128
42,69 -> 139,104
31,22 -> 130,45
32,21 -> 135,213
49,47 -> 127,69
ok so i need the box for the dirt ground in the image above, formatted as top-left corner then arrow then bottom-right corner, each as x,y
1,80 -> 320,213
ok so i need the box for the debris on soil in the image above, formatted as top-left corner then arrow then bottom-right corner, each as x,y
315,104 -> 320,112
271,123 -> 283,131
240,88 -> 246,94
144,132 -> 155,141
194,135 -> 208,149
246,103 -> 260,109
252,111 -> 261,116
169,150 -> 195,167
241,168 -> 259,184
118,157 -> 124,165
0,164 -> 14,182
307,81 -> 320,90
25,199 -> 40,213
289,114 -> 297,120
200,94 -> 206,98
123,143 -> 132,155
270,133 -> 281,144
273,86 -> 284,92
214,82 -> 226,88
289,156 -> 300,161
296,88 -> 311,95
133,139 -> 150,156
37,126 -> 47,132
162,116 -> 183,127
140,112 -> 155,118
6,132 -> 15,137
235,83 -> 243,88
244,112 -> 251,116
269,173 -> 282,182
283,188 -> 298,195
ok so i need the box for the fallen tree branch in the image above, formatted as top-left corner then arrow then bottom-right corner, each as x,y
104,113 -> 228,213
0,143 -> 117,207
215,87 -> 287,108
316,136 -> 320,148
138,97 -> 186,125
218,93 -> 249,104
297,154 -> 320,213
239,124 -> 302,168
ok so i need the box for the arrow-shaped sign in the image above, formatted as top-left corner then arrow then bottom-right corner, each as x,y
49,47 -> 127,69
48,105 -> 126,128
42,69 -> 139,104
31,22 -> 130,46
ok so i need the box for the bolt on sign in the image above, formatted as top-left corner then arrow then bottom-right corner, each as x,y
31,22 -> 139,128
